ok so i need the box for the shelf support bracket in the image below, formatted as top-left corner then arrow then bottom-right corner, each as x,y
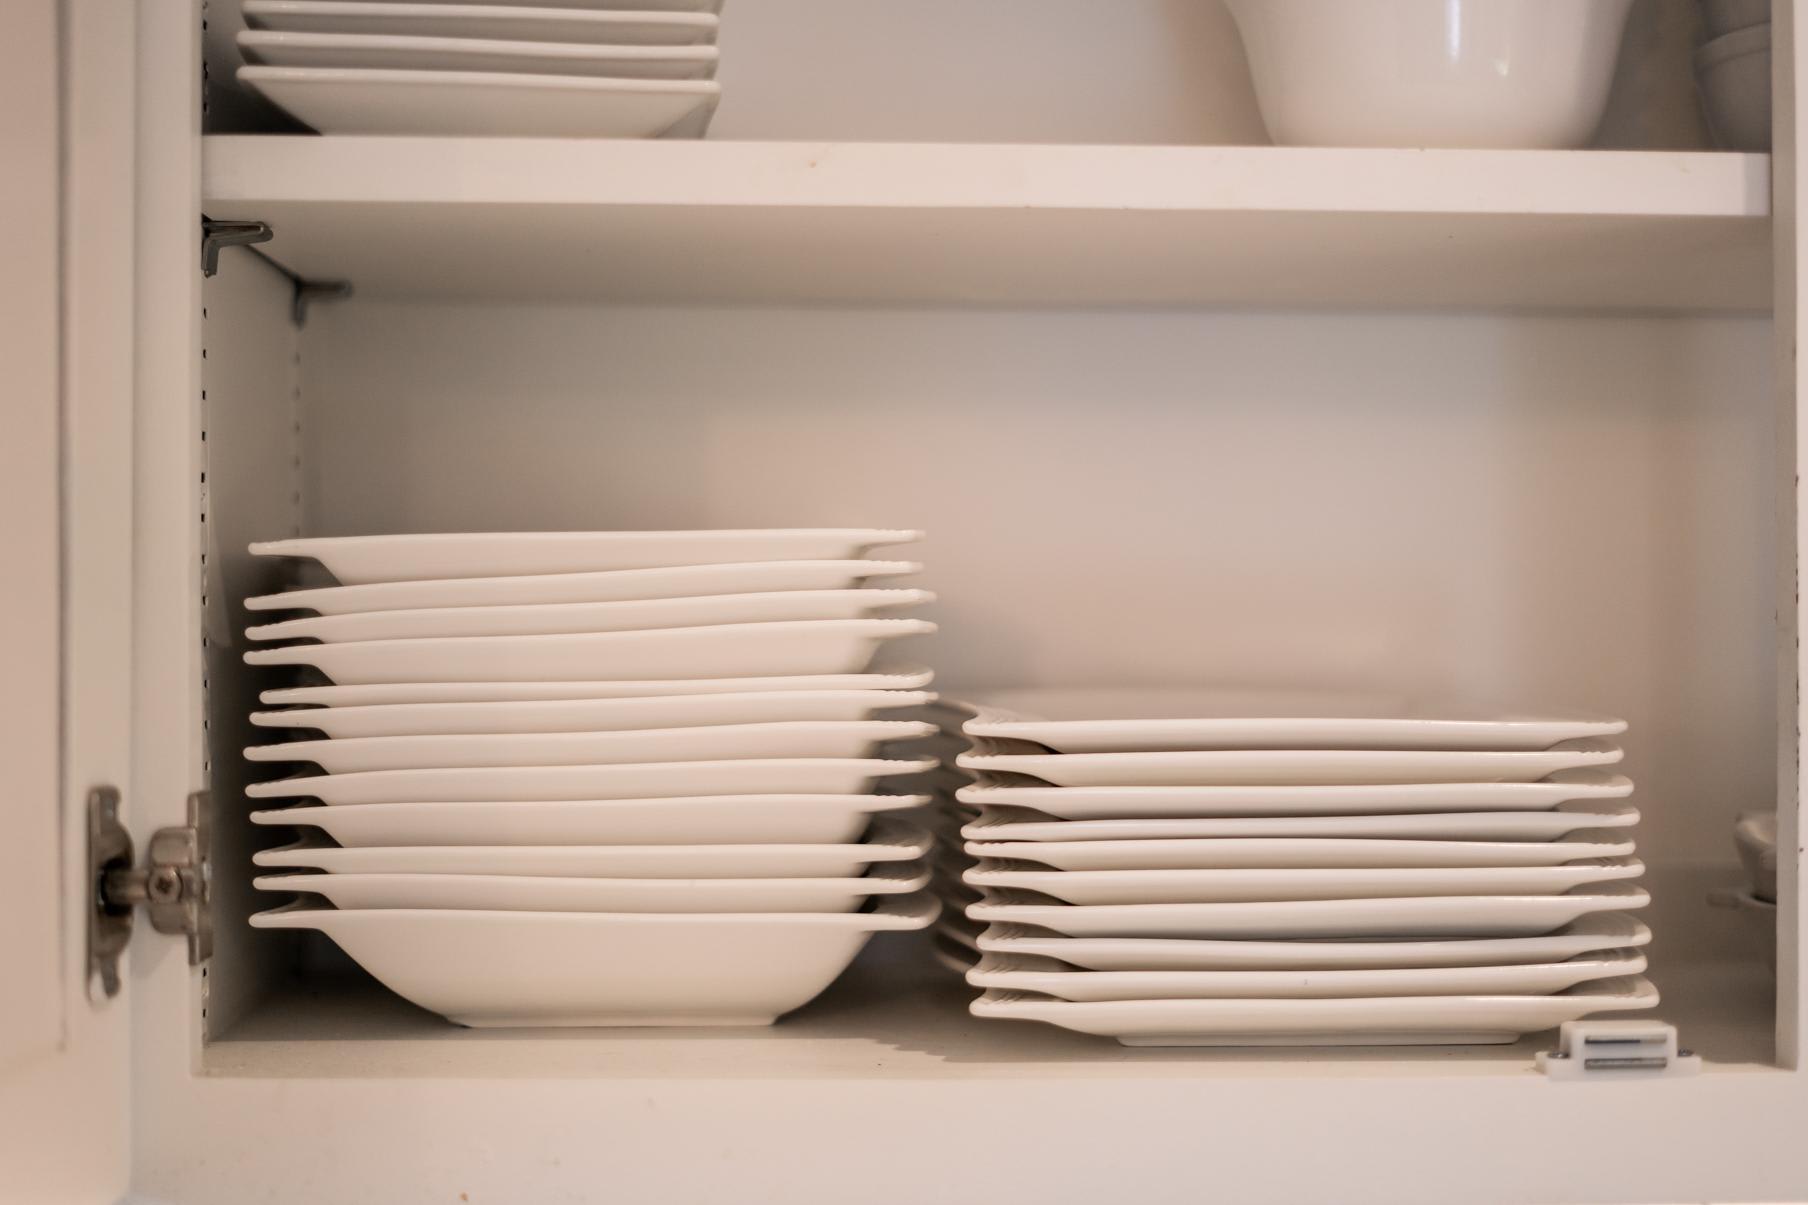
292,279 -> 353,327
201,218 -> 273,277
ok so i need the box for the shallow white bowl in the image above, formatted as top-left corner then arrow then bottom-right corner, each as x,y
1224,0 -> 1633,148
1696,24 -> 1771,151
249,892 -> 939,1027
238,31 -> 721,80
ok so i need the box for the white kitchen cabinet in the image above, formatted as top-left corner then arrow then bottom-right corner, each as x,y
4,0 -> 1806,1201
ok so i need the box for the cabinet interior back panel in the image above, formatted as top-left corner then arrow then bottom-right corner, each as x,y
298,303 -> 1775,884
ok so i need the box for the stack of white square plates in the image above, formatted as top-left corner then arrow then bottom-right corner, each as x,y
236,0 -> 725,137
243,529 -> 943,1027
929,688 -> 1660,1046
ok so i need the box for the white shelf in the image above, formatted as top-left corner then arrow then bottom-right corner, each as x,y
202,137 -> 1773,311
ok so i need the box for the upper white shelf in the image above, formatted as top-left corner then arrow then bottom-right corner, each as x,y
203,137 -> 1772,312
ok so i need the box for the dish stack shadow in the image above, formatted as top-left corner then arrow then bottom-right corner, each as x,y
926,689 -> 1658,1047
239,529 -> 943,1028
233,0 -> 726,138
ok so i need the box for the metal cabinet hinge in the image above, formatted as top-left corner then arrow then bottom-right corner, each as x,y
88,786 -> 212,1000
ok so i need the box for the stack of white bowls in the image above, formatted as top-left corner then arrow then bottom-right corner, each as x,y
241,529 -> 944,1028
235,0 -> 725,138
930,688 -> 1661,1047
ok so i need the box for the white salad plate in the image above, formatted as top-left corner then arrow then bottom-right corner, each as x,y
959,802 -> 1640,843
252,817 -> 932,878
249,893 -> 938,1028
244,756 -> 939,805
260,665 -> 935,707
242,3 -> 722,45
254,861 -> 931,913
252,793 -> 929,847
239,31 -> 720,79
955,770 -> 1634,819
251,689 -> 936,739
244,719 -> 937,774
962,857 -> 1645,905
244,588 -> 933,644
956,740 -> 1621,788
243,618 -> 935,684
975,913 -> 1653,970
949,688 -> 1625,753
250,530 -> 921,585
969,976 -> 1659,1046
966,882 -> 1650,939
324,0 -> 723,10
965,949 -> 1648,1001
962,833 -> 1637,871
245,560 -> 919,615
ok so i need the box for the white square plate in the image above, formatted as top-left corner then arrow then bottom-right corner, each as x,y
965,949 -> 1648,1001
962,833 -> 1636,870
950,688 -> 1625,752
245,560 -> 920,616
252,793 -> 929,846
252,688 -> 936,739
261,665 -> 935,707
239,31 -> 719,79
969,976 -> 1658,1046
966,882 -> 1650,938
959,802 -> 1640,842
248,893 -> 938,1028
250,530 -> 920,585
251,817 -> 932,878
975,913 -> 1652,970
956,739 -> 1622,787
242,3 -> 721,45
245,588 -> 933,644
244,756 -> 939,805
242,618 -> 936,684
954,769 -> 1633,818
243,718 -> 936,774
962,857 -> 1644,904
254,861 -> 930,913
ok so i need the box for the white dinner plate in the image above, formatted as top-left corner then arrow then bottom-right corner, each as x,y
250,530 -> 921,585
261,665 -> 935,707
956,740 -> 1622,787
955,769 -> 1633,819
253,817 -> 932,878
965,949 -> 1648,1001
244,756 -> 939,805
962,833 -> 1636,871
282,0 -> 723,11
243,719 -> 937,774
969,976 -> 1658,1046
242,618 -> 935,684
239,31 -> 719,79
963,857 -> 1644,905
975,913 -> 1653,970
249,892 -> 937,1028
252,793 -> 929,846
245,560 -> 920,615
959,802 -> 1640,842
242,3 -> 721,45
254,861 -> 931,913
244,588 -> 933,644
252,689 -> 936,739
966,883 -> 1650,938
950,688 -> 1626,753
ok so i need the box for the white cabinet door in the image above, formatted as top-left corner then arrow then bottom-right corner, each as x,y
0,0 -> 136,1198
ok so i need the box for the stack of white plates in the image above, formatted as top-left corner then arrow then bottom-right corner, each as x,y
930,688 -> 1660,1047
243,529 -> 944,1027
236,0 -> 725,138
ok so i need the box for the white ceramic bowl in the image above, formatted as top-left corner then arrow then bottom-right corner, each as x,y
1696,23 -> 1771,151
249,892 -> 939,1027
1734,810 -> 1778,902
1223,0 -> 1634,148
1699,0 -> 1770,39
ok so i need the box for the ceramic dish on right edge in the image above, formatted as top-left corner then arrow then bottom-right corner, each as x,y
248,892 -> 939,1028
969,976 -> 1659,1046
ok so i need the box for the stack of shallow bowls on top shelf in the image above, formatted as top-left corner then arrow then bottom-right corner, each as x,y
931,689 -> 1660,1047
241,529 -> 944,1028
236,0 -> 725,138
